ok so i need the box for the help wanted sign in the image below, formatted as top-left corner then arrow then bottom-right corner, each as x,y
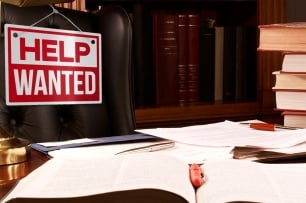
5,24 -> 102,105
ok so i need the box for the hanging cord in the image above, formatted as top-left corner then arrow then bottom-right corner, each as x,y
30,5 -> 82,32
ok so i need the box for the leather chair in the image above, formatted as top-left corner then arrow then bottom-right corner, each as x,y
0,3 -> 135,142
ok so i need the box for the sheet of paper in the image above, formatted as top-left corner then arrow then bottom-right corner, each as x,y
49,141 -> 233,164
152,143 -> 233,164
137,120 -> 306,148
48,141 -> 173,158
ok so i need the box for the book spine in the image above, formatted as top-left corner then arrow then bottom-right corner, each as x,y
235,26 -> 247,101
153,12 -> 179,105
133,4 -> 155,106
222,26 -> 236,101
199,25 -> 215,102
177,13 -> 188,105
214,26 -> 224,102
187,13 -> 200,103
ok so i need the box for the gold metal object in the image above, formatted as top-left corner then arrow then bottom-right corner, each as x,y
0,128 -> 31,166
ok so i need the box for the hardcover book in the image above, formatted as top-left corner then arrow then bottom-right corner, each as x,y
273,71 -> 306,90
152,12 -> 179,105
214,26 -> 224,102
282,110 -> 306,128
281,52 -> 306,72
199,25 -> 215,102
186,13 -> 200,103
177,13 -> 189,104
273,89 -> 306,111
3,154 -> 306,203
258,22 -> 306,52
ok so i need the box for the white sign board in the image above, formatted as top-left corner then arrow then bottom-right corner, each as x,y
5,24 -> 102,105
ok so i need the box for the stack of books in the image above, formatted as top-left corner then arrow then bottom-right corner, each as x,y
258,22 -> 306,128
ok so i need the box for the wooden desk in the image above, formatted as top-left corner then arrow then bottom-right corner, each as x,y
0,149 -> 49,199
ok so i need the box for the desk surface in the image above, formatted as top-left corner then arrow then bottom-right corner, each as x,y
0,149 -> 49,199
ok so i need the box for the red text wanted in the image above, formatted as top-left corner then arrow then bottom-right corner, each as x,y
5,24 -> 102,105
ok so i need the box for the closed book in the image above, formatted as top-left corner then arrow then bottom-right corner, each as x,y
282,110 -> 306,128
152,12 -> 178,105
199,26 -> 215,102
273,71 -> 306,90
214,26 -> 224,102
273,89 -> 306,111
187,13 -> 200,103
235,26 -> 247,101
235,26 -> 257,101
222,26 -> 236,101
258,22 -> 306,52
133,4 -> 155,106
177,13 -> 188,105
282,52 -> 306,72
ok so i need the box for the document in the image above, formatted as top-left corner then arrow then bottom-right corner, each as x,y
31,133 -> 167,153
31,133 -> 175,158
137,120 -> 306,148
48,140 -> 175,158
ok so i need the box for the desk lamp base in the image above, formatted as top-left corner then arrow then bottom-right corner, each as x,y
0,136 -> 31,166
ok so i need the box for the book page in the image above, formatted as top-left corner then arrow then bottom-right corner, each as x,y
2,153 -> 195,203
196,159 -> 306,203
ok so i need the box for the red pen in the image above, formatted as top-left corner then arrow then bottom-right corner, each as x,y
249,123 -> 275,131
189,164 -> 204,188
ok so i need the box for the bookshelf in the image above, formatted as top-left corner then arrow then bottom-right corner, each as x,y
82,0 -> 286,128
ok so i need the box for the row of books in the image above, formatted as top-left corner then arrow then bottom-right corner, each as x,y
139,11 -> 257,106
258,22 -> 306,128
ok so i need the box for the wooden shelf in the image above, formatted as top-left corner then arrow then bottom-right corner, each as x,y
135,102 -> 259,128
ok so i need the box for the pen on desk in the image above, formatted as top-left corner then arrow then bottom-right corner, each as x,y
116,141 -> 175,155
240,122 -> 300,131
189,163 -> 204,188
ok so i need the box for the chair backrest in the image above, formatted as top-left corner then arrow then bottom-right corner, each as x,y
0,3 -> 135,142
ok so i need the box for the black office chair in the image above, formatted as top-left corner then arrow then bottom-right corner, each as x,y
0,3 -> 135,143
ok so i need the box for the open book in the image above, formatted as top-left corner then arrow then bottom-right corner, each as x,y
3,153 -> 306,203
